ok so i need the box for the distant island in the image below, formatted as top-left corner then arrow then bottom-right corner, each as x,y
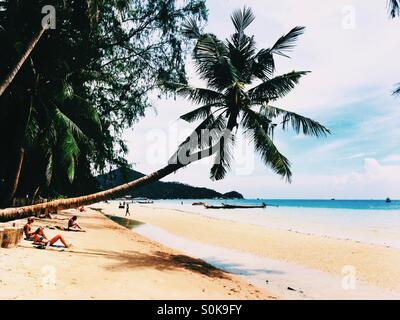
96,168 -> 244,200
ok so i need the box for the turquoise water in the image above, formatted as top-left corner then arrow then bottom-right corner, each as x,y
160,199 -> 400,210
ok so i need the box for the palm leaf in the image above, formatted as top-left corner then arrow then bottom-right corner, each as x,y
210,131 -> 235,180
251,49 -> 275,80
59,130 -> 80,183
180,103 -> 223,123
270,26 -> 305,58
260,105 -> 331,137
162,82 -> 224,105
54,107 -> 90,143
393,83 -> 400,96
45,152 -> 53,186
182,18 -> 201,39
171,111 -> 227,164
193,34 -> 237,90
389,0 -> 400,18
248,71 -> 310,101
231,6 -> 255,34
242,108 -> 292,181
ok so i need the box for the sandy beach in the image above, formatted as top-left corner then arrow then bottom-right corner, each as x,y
0,208 -> 274,300
94,202 -> 400,299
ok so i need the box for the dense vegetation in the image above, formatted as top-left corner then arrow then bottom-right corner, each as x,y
96,168 -> 243,199
0,0 -> 207,207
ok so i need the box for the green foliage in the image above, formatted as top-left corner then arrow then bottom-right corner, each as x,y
0,0 -> 207,202
162,7 -> 330,182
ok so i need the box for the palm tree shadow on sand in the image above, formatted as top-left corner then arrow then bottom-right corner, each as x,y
78,248 -> 230,279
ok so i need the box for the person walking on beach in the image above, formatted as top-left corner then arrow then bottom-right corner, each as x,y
125,203 -> 130,216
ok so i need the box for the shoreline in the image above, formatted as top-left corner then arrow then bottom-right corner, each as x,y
94,202 -> 400,299
148,204 -> 400,250
0,208 -> 275,300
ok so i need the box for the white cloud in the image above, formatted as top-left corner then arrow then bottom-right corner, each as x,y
383,154 -> 400,163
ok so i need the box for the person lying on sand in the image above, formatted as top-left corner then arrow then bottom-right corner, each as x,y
24,217 -> 71,248
67,216 -> 85,232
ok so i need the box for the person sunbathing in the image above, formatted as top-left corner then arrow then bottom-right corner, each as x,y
24,217 -> 71,248
67,216 -> 85,232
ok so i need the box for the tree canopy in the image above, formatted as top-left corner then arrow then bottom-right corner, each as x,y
0,0 -> 207,205
163,7 -> 330,182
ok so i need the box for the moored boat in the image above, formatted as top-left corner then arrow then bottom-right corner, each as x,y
222,202 -> 266,209
136,200 -> 154,204
192,202 -> 206,206
204,202 -> 267,209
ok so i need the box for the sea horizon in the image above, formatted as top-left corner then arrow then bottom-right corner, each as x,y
130,198 -> 400,211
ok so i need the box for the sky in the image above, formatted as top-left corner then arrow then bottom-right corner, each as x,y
121,0 -> 400,199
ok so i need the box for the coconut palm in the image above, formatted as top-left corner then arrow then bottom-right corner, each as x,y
0,7 -> 330,222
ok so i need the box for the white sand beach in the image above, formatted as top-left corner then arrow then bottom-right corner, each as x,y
0,208 -> 275,300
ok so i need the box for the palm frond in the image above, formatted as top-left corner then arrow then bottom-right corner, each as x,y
227,34 -> 257,82
270,26 -> 305,58
193,34 -> 237,90
393,83 -> 400,96
162,81 -> 224,105
182,18 -> 201,39
260,105 -> 331,137
210,131 -> 235,180
241,108 -> 275,137
231,6 -> 255,34
45,152 -> 53,186
59,130 -> 80,183
251,49 -> 275,80
389,0 -> 400,18
183,111 -> 227,150
171,111 -> 227,164
180,103 -> 223,122
248,71 -> 310,101
54,106 -> 90,144
242,109 -> 292,181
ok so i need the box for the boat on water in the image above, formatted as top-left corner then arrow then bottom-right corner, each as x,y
136,200 -> 154,204
386,198 -> 392,203
204,202 -> 267,209
222,202 -> 267,209
192,202 -> 207,206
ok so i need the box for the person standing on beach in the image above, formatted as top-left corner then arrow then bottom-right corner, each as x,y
125,203 -> 130,216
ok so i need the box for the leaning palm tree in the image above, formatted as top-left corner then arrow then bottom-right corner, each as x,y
0,7 -> 330,222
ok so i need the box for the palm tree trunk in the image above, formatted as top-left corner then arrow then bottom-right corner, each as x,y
8,148 -> 25,202
0,137 -> 221,222
0,148 -> 25,207
0,28 -> 45,97
0,161 -> 184,222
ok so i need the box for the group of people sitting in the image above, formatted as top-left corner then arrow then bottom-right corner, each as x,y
23,215 -> 85,248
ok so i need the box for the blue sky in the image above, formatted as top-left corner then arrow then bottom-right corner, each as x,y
122,0 -> 400,199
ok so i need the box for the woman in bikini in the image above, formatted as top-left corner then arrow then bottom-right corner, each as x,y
24,217 -> 71,248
